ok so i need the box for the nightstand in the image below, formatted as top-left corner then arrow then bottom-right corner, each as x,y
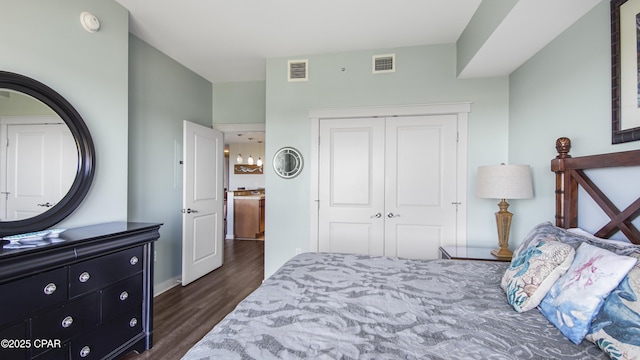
439,246 -> 512,262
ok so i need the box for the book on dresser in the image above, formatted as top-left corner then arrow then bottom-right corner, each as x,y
0,222 -> 161,360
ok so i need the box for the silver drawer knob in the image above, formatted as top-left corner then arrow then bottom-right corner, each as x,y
78,272 -> 90,283
43,283 -> 57,295
119,291 -> 129,301
61,316 -> 73,328
129,256 -> 139,265
129,317 -> 138,327
80,345 -> 91,357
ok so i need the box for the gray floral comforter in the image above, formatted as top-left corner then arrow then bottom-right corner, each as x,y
182,253 -> 605,359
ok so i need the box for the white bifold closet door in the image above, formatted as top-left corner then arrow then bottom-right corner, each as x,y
318,115 -> 457,259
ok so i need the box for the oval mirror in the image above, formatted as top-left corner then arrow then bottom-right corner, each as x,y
0,71 -> 95,237
273,147 -> 303,179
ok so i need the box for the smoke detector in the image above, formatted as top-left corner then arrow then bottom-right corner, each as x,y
80,12 -> 100,33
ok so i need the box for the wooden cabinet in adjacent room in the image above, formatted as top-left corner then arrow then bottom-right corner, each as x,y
0,222 -> 161,360
234,196 -> 265,239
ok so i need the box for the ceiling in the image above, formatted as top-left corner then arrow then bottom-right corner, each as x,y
225,132 -> 265,144
112,0 -> 604,144
115,0 -> 482,83
114,0 -> 603,144
114,0 -> 602,85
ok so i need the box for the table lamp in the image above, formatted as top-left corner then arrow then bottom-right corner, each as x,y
476,164 -> 533,259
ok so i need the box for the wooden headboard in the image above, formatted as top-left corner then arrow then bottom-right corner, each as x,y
551,137 -> 640,245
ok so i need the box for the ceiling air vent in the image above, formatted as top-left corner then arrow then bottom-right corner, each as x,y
288,59 -> 308,82
372,54 -> 395,74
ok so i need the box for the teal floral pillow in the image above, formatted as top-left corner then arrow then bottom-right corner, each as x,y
585,253 -> 640,359
501,240 -> 574,312
538,243 -> 637,344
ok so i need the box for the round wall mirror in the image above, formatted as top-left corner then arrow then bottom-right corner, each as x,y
273,147 -> 303,179
0,71 -> 95,237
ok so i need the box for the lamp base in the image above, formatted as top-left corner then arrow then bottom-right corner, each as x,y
492,199 -> 514,260
491,247 -> 513,259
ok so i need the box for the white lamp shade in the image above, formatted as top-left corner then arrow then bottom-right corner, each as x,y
476,164 -> 533,200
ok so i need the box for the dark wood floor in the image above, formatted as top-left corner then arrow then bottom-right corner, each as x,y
121,239 -> 264,360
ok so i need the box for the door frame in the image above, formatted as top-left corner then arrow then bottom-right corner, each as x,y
309,103 -> 471,252
212,123 -> 266,240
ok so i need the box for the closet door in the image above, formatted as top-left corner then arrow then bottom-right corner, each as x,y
384,115 -> 457,259
318,117 -> 385,255
318,115 -> 458,260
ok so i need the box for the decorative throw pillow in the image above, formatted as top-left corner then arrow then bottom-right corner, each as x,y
512,222 -> 562,259
501,240 -> 574,313
538,243 -> 637,344
513,222 -> 640,260
585,253 -> 640,359
559,228 -> 640,258
567,228 -> 631,244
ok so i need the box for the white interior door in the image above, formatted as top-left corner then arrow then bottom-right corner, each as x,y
318,115 -> 458,259
318,118 -> 385,255
2,121 -> 76,220
384,115 -> 457,259
181,120 -> 224,286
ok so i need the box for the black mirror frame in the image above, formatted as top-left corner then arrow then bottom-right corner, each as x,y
0,71 -> 95,237
611,0 -> 640,144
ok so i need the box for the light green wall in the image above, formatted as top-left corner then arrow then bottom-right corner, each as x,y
509,1 -> 640,240
264,44 -> 510,277
1,1 -> 213,290
128,34 -> 213,287
213,81 -> 266,124
0,0 -> 129,228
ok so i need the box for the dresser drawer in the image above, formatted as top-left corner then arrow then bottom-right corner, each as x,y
69,247 -> 143,298
31,293 -> 99,348
0,321 -> 29,360
0,268 -> 67,327
31,345 -> 68,360
101,273 -> 143,322
70,308 -> 143,360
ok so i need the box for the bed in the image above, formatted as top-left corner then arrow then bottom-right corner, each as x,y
182,137 -> 640,360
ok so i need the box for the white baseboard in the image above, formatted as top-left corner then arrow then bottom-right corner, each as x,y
154,275 -> 180,297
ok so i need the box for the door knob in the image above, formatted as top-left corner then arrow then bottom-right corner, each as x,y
370,212 -> 382,218
182,208 -> 198,214
387,212 -> 400,218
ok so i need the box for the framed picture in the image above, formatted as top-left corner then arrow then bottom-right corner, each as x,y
612,0 -> 640,143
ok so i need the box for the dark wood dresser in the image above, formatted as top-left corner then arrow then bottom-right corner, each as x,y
0,222 -> 161,360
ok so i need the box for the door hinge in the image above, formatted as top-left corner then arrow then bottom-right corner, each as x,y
451,202 -> 462,211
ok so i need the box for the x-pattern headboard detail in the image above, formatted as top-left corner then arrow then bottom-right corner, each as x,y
551,137 -> 640,245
